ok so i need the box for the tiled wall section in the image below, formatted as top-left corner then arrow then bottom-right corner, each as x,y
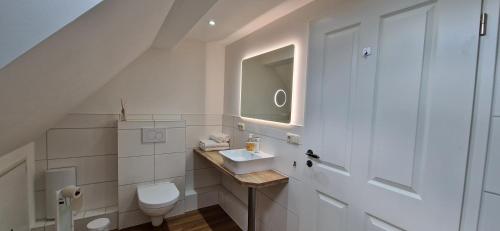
34,114 -> 223,230
34,114 -> 119,222
117,120 -> 186,229
219,115 -> 304,231
117,115 -> 222,229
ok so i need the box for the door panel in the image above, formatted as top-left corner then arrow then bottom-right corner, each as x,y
321,24 -> 360,174
316,191 -> 349,231
368,2 -> 435,199
365,215 -> 405,231
302,0 -> 481,230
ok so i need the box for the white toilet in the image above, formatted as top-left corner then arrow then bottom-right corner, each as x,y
137,182 -> 180,227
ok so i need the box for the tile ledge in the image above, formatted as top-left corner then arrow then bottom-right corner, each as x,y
31,205 -> 117,230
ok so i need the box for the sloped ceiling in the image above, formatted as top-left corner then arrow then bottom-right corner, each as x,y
152,0 -> 217,49
0,0 -> 103,69
0,0 -> 175,156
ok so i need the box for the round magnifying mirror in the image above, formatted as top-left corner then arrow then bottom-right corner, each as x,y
274,89 -> 287,108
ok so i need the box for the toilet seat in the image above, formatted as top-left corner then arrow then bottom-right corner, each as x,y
137,182 -> 179,209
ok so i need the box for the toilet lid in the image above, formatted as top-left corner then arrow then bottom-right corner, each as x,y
137,182 -> 179,208
87,218 -> 110,230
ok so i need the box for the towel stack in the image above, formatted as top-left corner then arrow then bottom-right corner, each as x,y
199,133 -> 230,151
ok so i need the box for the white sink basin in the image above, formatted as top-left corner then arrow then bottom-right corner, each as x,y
219,149 -> 274,174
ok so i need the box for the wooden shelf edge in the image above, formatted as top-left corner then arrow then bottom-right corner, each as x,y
193,148 -> 289,188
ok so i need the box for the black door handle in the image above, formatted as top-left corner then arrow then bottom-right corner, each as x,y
305,149 -> 320,159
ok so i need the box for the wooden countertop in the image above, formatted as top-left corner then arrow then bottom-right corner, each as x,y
193,148 -> 289,188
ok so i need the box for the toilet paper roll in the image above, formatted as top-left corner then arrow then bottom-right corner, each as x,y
61,185 -> 83,211
71,194 -> 83,212
61,185 -> 81,199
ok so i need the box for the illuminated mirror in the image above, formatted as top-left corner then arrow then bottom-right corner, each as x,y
241,45 -> 294,123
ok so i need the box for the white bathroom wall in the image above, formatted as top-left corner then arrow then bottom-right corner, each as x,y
116,115 -> 224,229
33,113 -> 224,230
221,1 -> 344,230
75,39 -> 221,115
29,36 -> 226,229
0,143 -> 34,231
0,0 -> 173,158
117,120 -> 187,229
223,0 -> 343,126
219,115 -> 304,231
33,114 -> 119,222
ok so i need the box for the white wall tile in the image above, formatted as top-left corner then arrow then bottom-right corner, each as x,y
118,181 -> 153,213
35,190 -> 46,220
84,208 -> 106,218
118,156 -> 154,185
185,148 -> 212,171
186,168 -> 221,191
182,114 -> 222,126
219,188 -> 248,230
126,114 -> 154,121
222,115 -> 234,127
185,190 -> 219,212
479,192 -> 500,231
48,155 -> 117,185
155,128 -> 185,154
222,126 -> 234,147
257,191 -> 286,231
45,221 -> 55,231
118,210 -> 150,229
485,118 -> 500,194
155,153 -> 185,179
153,114 -> 182,121
118,129 -> 154,157
259,177 -> 301,214
185,125 -> 222,148
47,128 -> 117,159
35,160 -> 47,191
118,121 -> 154,129
285,210 -> 299,231
155,121 -> 186,128
80,181 -> 117,210
54,114 -> 118,128
222,175 -> 248,206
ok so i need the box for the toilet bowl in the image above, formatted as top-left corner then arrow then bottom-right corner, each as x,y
137,182 -> 179,227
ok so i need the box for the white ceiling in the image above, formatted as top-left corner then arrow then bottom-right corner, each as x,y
186,0 -> 286,42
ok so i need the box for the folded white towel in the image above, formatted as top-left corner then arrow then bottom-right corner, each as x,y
209,133 -> 231,143
199,139 -> 229,151
202,147 -> 230,152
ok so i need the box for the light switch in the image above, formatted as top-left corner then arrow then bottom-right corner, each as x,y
287,133 -> 300,145
142,128 -> 166,143
237,122 -> 245,131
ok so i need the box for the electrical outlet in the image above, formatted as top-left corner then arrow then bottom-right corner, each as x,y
237,122 -> 245,131
287,133 -> 300,145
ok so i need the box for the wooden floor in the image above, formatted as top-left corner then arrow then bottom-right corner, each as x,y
121,205 -> 242,231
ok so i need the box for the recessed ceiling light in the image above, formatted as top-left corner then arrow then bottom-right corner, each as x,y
208,20 -> 216,26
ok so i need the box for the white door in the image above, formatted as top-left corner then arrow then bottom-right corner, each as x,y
301,0 -> 481,230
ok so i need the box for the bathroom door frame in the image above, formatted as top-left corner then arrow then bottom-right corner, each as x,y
460,0 -> 499,229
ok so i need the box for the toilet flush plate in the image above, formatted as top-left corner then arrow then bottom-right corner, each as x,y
142,128 -> 166,143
